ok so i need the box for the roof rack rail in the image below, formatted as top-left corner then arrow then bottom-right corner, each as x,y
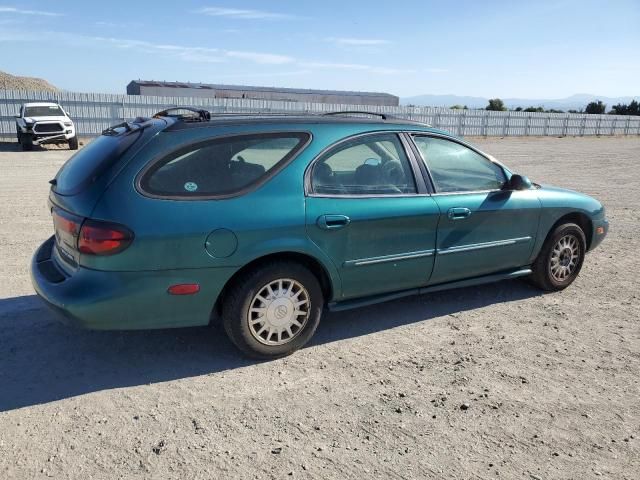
153,107 -> 211,122
207,112 -> 302,116
322,111 -> 396,120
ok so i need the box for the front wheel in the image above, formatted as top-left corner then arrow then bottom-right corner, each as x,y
222,261 -> 324,359
21,133 -> 33,151
68,135 -> 79,150
530,223 -> 586,291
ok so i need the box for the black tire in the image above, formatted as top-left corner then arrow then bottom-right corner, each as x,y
21,134 -> 33,151
529,223 -> 586,291
222,261 -> 324,359
68,135 -> 79,150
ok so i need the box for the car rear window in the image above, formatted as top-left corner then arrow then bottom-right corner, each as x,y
54,129 -> 141,195
140,132 -> 309,198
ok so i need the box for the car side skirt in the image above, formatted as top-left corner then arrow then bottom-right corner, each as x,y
327,267 -> 532,312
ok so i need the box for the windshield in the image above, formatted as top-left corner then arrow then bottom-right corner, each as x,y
24,105 -> 64,117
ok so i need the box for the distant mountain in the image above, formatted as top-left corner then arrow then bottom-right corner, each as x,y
401,93 -> 638,111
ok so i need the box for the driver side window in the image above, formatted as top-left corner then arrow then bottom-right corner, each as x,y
413,136 -> 506,193
311,133 -> 416,195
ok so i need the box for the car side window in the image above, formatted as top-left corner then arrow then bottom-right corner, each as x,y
142,133 -> 308,197
413,136 -> 506,193
311,133 -> 416,195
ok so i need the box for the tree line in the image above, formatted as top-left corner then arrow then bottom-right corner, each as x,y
478,98 -> 639,115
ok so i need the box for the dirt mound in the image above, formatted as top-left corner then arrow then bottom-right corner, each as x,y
0,71 -> 58,92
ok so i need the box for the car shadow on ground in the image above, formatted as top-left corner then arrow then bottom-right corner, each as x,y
0,141 -> 22,152
0,141 -> 78,152
0,281 -> 541,411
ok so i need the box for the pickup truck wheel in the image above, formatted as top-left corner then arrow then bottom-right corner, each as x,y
222,261 -> 324,359
68,135 -> 79,150
21,134 -> 33,151
530,223 -> 586,291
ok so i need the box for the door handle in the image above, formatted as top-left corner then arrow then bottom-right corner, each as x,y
317,214 -> 351,230
447,207 -> 472,220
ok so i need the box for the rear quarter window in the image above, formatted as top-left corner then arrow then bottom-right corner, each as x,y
139,132 -> 310,198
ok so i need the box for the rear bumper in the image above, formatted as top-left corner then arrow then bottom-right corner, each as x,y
30,236 -> 235,330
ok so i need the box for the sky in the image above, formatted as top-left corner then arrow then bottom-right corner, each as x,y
0,0 -> 638,98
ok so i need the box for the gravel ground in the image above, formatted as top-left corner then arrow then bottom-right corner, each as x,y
0,137 -> 638,480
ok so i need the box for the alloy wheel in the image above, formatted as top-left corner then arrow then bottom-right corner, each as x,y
549,234 -> 581,282
247,278 -> 311,346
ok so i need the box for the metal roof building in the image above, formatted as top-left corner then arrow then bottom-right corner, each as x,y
126,80 -> 399,106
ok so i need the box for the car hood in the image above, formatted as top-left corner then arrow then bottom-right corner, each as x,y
25,116 -> 69,122
537,184 -> 581,195
536,183 -> 604,217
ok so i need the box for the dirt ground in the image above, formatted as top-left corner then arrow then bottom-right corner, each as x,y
0,136 -> 638,480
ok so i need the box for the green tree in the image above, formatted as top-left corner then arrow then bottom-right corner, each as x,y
585,100 -> 606,114
486,98 -> 506,111
524,106 -> 544,112
610,100 -> 639,115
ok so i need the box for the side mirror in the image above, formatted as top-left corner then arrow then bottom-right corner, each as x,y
506,174 -> 532,191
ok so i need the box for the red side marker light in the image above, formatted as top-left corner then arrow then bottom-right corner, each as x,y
167,284 -> 200,295
596,226 -> 605,235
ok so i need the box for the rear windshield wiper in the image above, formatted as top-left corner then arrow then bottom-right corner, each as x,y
102,122 -> 136,136
101,117 -> 152,136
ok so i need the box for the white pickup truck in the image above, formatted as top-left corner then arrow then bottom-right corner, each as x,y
15,102 -> 78,151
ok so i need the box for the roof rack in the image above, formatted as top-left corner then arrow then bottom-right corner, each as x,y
322,111 -> 396,120
151,108 -> 434,130
205,112 -> 303,116
153,107 -> 211,122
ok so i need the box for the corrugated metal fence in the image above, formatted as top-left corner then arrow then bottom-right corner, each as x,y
1,89 -> 639,140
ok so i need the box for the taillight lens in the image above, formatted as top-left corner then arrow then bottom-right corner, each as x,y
52,210 -> 80,235
78,219 -> 133,255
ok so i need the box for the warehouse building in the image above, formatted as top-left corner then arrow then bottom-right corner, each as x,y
126,80 -> 399,106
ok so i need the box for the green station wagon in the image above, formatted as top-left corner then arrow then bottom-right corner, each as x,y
31,109 -> 608,358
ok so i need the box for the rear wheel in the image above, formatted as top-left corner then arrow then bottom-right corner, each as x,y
21,133 -> 33,151
530,223 -> 586,291
68,135 -> 79,150
222,261 -> 324,358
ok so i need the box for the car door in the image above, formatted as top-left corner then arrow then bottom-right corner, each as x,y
410,134 -> 541,285
305,132 -> 440,301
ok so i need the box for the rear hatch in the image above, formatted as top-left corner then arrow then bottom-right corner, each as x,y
48,118 -> 169,271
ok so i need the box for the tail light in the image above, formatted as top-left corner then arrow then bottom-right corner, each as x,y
78,219 -> 134,255
52,210 -> 81,236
